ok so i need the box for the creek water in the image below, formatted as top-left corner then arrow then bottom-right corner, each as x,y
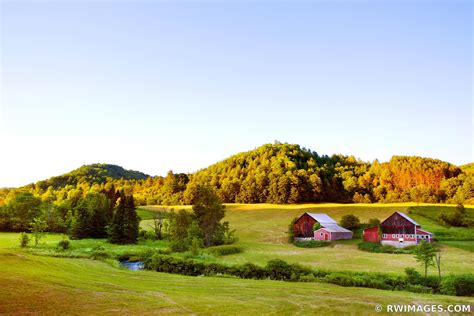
120,260 -> 144,271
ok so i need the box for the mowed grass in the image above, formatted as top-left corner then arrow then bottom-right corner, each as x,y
1,203 -> 474,314
1,244 -> 473,315
142,203 -> 474,275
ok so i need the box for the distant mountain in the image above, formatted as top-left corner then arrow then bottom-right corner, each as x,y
31,163 -> 149,190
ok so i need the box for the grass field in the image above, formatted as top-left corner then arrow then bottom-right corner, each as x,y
1,203 -> 473,314
141,203 -> 474,275
1,238 -> 473,315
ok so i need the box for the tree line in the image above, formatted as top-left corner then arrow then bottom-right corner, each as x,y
0,143 -> 472,209
0,184 -> 139,244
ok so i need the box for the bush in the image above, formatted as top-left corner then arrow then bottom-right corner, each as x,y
340,214 -> 360,230
57,239 -> 70,250
237,263 -> 267,279
358,242 -> 415,254
405,284 -> 433,294
440,274 -> 474,296
404,267 -> 422,284
288,217 -> 298,243
265,259 -> 292,281
19,232 -> 30,248
293,240 -> 330,248
170,240 -> 189,253
367,218 -> 381,227
207,245 -> 242,256
91,245 -> 109,260
141,254 -> 474,297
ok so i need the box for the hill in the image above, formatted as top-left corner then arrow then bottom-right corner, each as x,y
461,162 -> 474,175
31,163 -> 149,191
1,143 -> 472,206
181,143 -> 465,205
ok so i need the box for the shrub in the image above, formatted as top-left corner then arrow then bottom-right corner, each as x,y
440,274 -> 474,296
358,242 -> 415,254
141,254 -> 473,296
367,218 -> 381,227
207,245 -> 242,256
237,263 -> 267,279
265,259 -> 292,281
19,232 -> 30,248
91,245 -> 109,260
170,240 -> 189,253
288,217 -> 298,243
340,214 -> 360,230
405,284 -> 433,294
57,239 -> 70,250
404,267 -> 422,284
293,240 -> 330,248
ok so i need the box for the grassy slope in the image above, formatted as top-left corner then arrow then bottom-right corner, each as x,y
142,203 -> 474,275
1,203 -> 474,314
1,239 -> 473,315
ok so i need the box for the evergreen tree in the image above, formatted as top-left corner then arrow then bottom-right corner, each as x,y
108,191 -> 139,244
108,191 -> 127,244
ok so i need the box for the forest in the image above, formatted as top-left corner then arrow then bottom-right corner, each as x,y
0,143 -> 472,229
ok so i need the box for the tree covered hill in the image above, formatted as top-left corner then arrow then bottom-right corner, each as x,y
27,164 -> 149,191
461,163 -> 474,175
0,143 -> 472,206
183,143 -> 467,205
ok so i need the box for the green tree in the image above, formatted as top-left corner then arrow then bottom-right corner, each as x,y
19,232 -> 30,248
414,241 -> 437,278
6,192 -> 42,231
30,217 -> 47,246
192,185 -> 226,247
367,218 -> 380,227
169,209 -> 193,251
340,214 -> 360,230
108,191 -> 138,244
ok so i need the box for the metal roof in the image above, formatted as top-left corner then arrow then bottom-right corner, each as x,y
396,212 -> 420,226
416,228 -> 432,235
317,224 -> 353,233
306,213 -> 337,224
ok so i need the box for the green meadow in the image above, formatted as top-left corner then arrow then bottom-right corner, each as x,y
1,203 -> 473,314
141,203 -> 474,274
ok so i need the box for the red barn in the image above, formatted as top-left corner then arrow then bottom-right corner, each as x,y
362,226 -> 380,242
379,212 -> 432,248
293,213 -> 353,241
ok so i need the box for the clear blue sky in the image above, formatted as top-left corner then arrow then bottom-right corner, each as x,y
1,0 -> 472,187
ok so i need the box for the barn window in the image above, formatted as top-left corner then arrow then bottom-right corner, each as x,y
382,234 -> 386,238
392,234 -> 395,238
320,233 -> 323,236
410,234 -> 414,238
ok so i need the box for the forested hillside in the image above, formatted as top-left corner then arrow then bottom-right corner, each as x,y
0,143 -> 472,209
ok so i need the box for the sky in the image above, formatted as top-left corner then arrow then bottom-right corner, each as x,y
0,0 -> 472,188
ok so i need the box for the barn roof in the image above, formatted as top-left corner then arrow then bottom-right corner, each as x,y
416,228 -> 432,235
382,211 -> 420,226
316,224 -> 352,233
395,212 -> 420,226
306,213 -> 337,225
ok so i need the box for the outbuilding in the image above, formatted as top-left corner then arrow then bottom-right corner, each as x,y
314,225 -> 353,241
362,226 -> 380,242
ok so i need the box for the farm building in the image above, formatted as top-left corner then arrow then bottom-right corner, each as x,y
362,225 -> 380,242
293,212 -> 353,241
363,212 -> 433,248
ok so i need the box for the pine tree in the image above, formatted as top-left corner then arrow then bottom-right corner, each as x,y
124,194 -> 139,244
108,191 -> 127,244
108,191 -> 139,244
